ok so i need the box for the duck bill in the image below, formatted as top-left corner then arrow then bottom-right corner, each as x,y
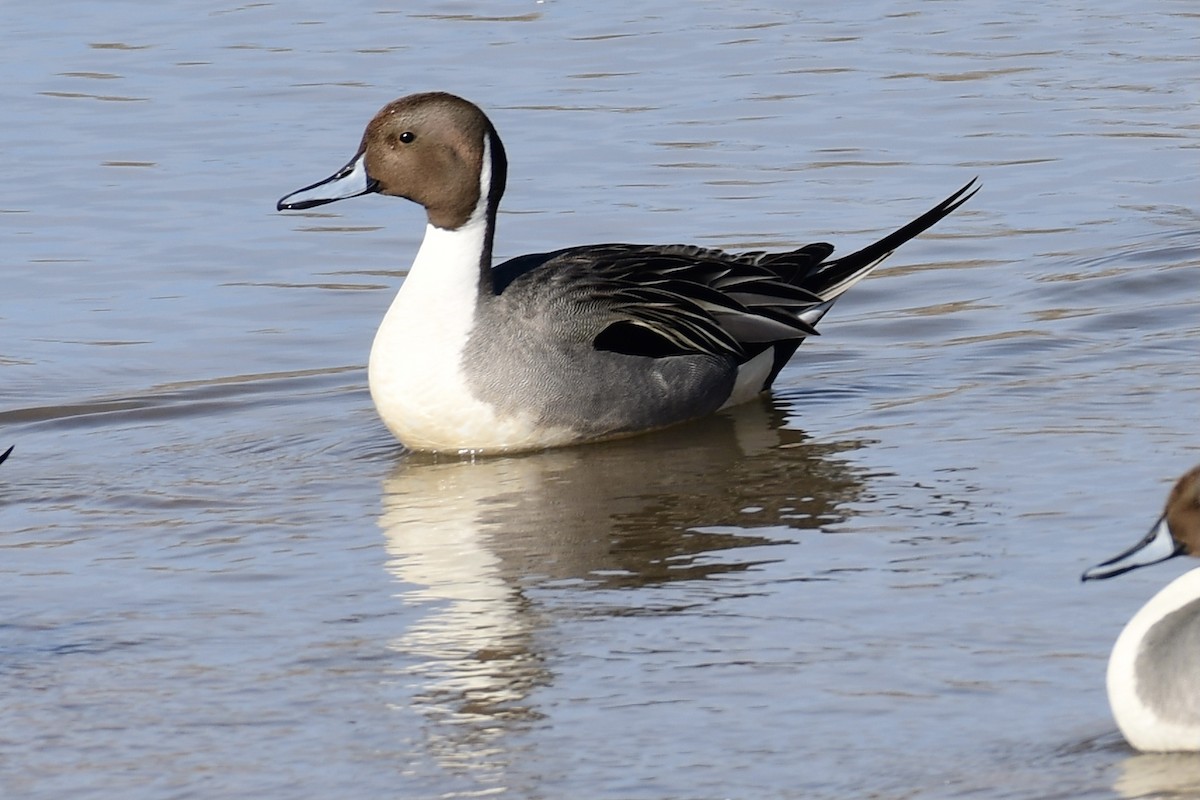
1081,515 -> 1183,581
277,151 -> 379,211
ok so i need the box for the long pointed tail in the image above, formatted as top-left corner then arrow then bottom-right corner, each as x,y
810,177 -> 980,301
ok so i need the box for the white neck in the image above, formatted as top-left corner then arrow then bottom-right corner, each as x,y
369,213 -> 490,389
401,217 -> 489,307
366,134 -> 500,450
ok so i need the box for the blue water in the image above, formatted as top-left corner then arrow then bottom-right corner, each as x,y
2,2 -> 1199,798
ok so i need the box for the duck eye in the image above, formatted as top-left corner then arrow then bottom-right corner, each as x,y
398,131 -> 416,144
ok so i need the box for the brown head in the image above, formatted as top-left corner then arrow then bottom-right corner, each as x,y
1083,465 -> 1200,581
277,92 -> 508,231
1163,465 -> 1200,554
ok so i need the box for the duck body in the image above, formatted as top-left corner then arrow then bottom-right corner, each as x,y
279,92 -> 977,454
370,230 -> 740,451
1084,465 -> 1200,751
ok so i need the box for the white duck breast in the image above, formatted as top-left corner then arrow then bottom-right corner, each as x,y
278,91 -> 977,454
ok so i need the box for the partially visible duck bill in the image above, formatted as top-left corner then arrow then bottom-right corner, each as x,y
1083,465 -> 1200,752
279,92 -> 978,454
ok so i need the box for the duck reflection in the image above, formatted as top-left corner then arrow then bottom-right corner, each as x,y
377,395 -> 866,778
1111,751 -> 1200,798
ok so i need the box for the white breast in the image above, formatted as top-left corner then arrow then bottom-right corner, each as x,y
367,220 -> 577,453
1108,568 -> 1200,751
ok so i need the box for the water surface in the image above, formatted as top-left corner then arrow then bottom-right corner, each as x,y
3,2 -> 1199,798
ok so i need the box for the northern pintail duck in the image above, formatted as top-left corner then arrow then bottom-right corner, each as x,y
278,92 -> 977,453
1083,465 -> 1200,751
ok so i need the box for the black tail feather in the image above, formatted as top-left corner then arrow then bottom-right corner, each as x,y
812,177 -> 980,288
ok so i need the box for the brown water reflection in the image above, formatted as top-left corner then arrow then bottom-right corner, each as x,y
378,397 -> 866,772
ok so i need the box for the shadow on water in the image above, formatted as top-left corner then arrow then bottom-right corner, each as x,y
376,395 -> 869,779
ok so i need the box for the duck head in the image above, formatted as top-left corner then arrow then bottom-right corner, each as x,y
277,92 -> 508,231
1083,465 -> 1200,581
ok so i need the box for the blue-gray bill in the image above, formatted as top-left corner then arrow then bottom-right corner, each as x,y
277,150 -> 379,211
1081,515 -> 1183,581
